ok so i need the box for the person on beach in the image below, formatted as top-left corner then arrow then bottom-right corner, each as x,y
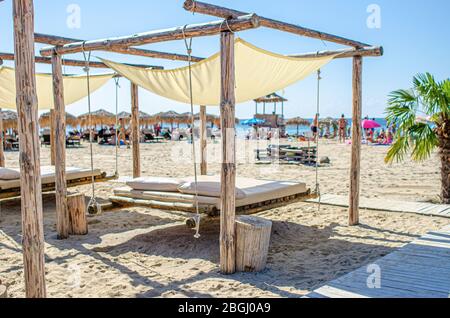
338,114 -> 347,143
117,118 -> 129,148
311,114 -> 319,141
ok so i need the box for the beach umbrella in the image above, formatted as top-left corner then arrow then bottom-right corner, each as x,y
78,109 -> 115,128
1,110 -> 18,130
362,119 -> 381,129
242,118 -> 265,126
139,111 -> 157,126
117,111 -> 131,119
155,111 -> 189,129
115,111 -> 131,126
286,117 -> 310,136
39,111 -> 78,128
155,111 -> 180,123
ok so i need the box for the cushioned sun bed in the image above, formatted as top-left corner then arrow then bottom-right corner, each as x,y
0,166 -> 107,199
111,176 -> 312,216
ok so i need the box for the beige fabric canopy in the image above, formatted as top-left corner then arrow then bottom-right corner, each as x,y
100,38 -> 336,106
0,66 -> 113,110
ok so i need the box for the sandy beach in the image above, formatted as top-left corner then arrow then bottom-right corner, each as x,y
0,139 -> 448,298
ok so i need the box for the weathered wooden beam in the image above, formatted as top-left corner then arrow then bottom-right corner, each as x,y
35,33 -> 204,63
349,56 -> 363,226
0,52 -> 163,69
289,46 -> 383,59
200,105 -> 208,175
131,83 -> 141,178
51,51 -> 70,239
0,108 -> 5,167
40,14 -> 260,56
50,109 -> 55,166
183,0 -> 370,48
220,31 -> 237,275
13,0 -> 47,298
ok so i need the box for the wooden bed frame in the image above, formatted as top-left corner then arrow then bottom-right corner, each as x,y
109,189 -> 317,217
0,172 -> 114,200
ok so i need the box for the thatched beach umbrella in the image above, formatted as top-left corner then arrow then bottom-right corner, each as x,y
39,111 -> 78,128
286,117 -> 310,136
319,117 -> 337,137
1,110 -> 18,130
78,109 -> 115,128
155,111 -> 181,123
139,111 -> 158,127
116,111 -> 131,126
155,111 -> 186,129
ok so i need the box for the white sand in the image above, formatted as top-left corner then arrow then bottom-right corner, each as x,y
0,139 -> 448,298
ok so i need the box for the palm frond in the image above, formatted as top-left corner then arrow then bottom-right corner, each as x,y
409,123 -> 439,161
386,89 -> 418,129
385,136 -> 410,164
414,73 -> 450,117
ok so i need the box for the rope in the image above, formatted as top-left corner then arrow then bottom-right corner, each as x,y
315,69 -> 322,211
183,26 -> 201,239
114,77 -> 121,178
219,18 -> 235,34
82,42 -> 101,215
189,0 -> 197,14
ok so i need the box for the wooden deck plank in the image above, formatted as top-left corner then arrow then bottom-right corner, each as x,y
307,194 -> 450,218
306,225 -> 450,298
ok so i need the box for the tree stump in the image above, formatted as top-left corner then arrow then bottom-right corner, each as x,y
0,284 -> 7,298
236,215 -> 272,272
68,193 -> 88,235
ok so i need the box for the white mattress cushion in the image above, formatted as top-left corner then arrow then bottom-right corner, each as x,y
0,166 -> 103,190
126,177 -> 185,192
114,177 -> 308,209
0,168 -> 21,180
178,176 -> 247,199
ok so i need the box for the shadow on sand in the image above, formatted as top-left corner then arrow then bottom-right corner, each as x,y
0,199 -> 402,298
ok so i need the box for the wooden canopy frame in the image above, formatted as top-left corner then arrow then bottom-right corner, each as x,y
12,0 -> 382,296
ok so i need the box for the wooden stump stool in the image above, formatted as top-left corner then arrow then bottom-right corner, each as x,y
236,215 -> 272,272
0,284 -> 7,298
68,193 -> 88,235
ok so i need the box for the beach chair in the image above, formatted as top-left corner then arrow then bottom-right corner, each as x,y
41,134 -> 51,146
0,166 -> 113,200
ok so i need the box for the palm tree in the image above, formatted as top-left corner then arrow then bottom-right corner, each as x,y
385,73 -> 450,203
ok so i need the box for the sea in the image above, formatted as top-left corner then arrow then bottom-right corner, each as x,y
64,118 -> 389,137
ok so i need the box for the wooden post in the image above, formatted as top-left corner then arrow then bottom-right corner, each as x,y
13,0 -> 47,298
349,56 -> 363,226
50,109 -> 55,166
68,193 -> 88,235
0,284 -> 7,298
0,108 -> 5,168
52,51 -> 69,239
220,31 -> 236,275
200,105 -> 208,175
131,82 -> 141,178
236,216 -> 272,272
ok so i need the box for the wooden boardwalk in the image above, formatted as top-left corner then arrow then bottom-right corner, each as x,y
306,225 -> 450,298
307,194 -> 450,218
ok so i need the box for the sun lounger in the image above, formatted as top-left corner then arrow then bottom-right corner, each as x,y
110,176 -> 313,216
0,166 -> 109,199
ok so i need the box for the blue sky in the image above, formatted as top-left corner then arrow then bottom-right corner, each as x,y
0,0 -> 449,118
